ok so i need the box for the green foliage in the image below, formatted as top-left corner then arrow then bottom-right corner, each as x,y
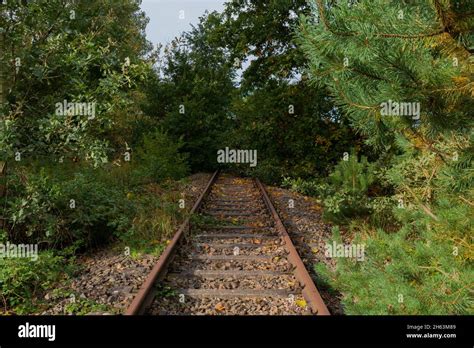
285,151 -> 379,221
1,0 -> 471,316
117,190 -> 184,255
1,0 -> 152,164
231,81 -> 360,182
1,0 -> 189,256
321,151 -> 375,220
142,12 -> 236,171
220,0 -> 311,91
311,135 -> 474,315
216,1 -> 363,182
0,251 -> 70,314
133,129 -> 189,184
297,0 -> 472,149
5,164 -> 132,248
0,0 -> 194,314
329,152 -> 374,194
282,176 -> 321,196
315,219 -> 473,314
4,151 -> 190,250
298,0 -> 474,314
64,295 -> 115,315
141,1 -> 363,179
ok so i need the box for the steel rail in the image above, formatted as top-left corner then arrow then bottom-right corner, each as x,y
125,170 -> 219,315
125,172 -> 330,315
255,178 -> 330,315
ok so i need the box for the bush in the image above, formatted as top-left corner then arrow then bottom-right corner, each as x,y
238,158 -> 284,184
283,151 -> 379,223
133,129 -> 189,184
315,216 -> 473,314
5,164 -> 132,249
281,176 -> 322,196
116,187 -> 185,255
313,144 -> 473,315
4,128 -> 192,251
0,251 -> 70,314
321,151 -> 384,222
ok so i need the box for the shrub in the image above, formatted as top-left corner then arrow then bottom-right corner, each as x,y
4,129 -> 191,251
281,176 -> 322,197
117,188 -> 185,255
133,129 -> 189,184
315,217 -> 473,314
240,158 -> 284,184
0,251 -> 71,314
313,144 -> 473,315
5,164 -> 132,249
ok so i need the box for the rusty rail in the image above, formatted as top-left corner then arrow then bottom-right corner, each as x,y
255,178 -> 330,315
126,172 -> 330,315
125,170 -> 219,315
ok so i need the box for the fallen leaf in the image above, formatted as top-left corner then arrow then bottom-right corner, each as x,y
295,299 -> 307,308
215,302 -> 225,312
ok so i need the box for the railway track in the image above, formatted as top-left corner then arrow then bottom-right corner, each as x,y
126,171 -> 329,315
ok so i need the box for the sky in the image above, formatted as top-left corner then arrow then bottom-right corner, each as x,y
140,0 -> 227,48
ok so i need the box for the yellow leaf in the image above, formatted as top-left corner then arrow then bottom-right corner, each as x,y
295,299 -> 307,308
215,303 -> 225,312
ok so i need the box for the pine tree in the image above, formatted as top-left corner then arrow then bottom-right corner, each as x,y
298,0 -> 472,149
298,0 -> 473,314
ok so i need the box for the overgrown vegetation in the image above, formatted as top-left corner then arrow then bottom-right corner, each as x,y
1,0 -> 472,315
0,250 -> 72,314
295,0 -> 473,314
0,0 -> 190,314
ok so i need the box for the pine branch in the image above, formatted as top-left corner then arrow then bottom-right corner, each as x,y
316,0 -> 446,39
403,184 -> 440,221
332,78 -> 379,110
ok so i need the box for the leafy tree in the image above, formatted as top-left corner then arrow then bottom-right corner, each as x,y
133,129 -> 189,184
0,0 -> 151,164
216,0 -> 363,181
0,0 -> 185,252
142,12 -> 236,171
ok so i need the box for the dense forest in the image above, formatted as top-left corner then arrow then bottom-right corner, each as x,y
0,0 -> 472,315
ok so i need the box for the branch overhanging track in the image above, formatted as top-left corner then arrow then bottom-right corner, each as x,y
126,171 -> 330,315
